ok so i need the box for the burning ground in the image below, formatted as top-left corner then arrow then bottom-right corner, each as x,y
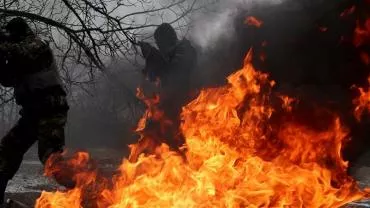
6,1 -> 370,207
31,50 -> 370,208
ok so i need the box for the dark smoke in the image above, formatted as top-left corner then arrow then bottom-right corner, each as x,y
190,0 -> 370,166
65,61 -> 144,155
65,0 -> 370,165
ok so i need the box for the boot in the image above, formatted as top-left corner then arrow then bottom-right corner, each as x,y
45,153 -> 76,189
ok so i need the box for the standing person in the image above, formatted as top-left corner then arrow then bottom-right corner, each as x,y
0,17 -> 72,205
137,23 -> 197,152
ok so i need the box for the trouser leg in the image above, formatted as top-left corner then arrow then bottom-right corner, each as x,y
0,118 -> 37,179
37,112 -> 67,164
0,117 -> 37,203
161,104 -> 185,150
37,111 -> 75,188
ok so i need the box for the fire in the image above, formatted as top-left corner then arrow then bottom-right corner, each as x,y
129,87 -> 174,162
245,16 -> 263,28
36,152 -> 100,208
36,50 -> 368,208
360,51 -> 370,65
353,19 -> 370,47
353,77 -> 370,121
279,95 -> 296,112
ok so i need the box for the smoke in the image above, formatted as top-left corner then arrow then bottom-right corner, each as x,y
186,0 -> 370,164
189,0 -> 285,49
62,0 -> 367,157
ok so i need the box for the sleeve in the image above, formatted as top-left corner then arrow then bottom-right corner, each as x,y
141,44 -> 167,81
139,41 -> 156,59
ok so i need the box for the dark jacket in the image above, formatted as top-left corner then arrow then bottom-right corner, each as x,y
160,38 -> 197,102
141,38 -> 197,119
0,35 -> 65,107
155,39 -> 197,120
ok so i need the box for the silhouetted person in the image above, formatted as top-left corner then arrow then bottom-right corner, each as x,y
138,23 -> 197,151
0,17 -> 72,205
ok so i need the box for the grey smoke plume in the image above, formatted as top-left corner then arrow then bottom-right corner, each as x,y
189,0 -> 285,49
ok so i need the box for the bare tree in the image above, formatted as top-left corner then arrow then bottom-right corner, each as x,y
0,0 -> 219,143
0,0 -> 217,118
0,0 -> 214,71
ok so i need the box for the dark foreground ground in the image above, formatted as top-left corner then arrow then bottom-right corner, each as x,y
5,146 -> 370,208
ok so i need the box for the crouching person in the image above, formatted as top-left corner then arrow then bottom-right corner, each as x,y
0,17 -> 74,205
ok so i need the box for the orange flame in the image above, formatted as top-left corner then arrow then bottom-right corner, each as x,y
279,95 -> 296,112
37,151 -> 101,208
353,77 -> 370,121
245,16 -> 263,28
354,19 -> 370,47
36,50 -> 368,208
130,87 -> 173,162
360,51 -> 370,65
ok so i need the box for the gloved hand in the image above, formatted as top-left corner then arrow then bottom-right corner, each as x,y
138,41 -> 154,58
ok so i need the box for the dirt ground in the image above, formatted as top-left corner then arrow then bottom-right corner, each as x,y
4,146 -> 370,208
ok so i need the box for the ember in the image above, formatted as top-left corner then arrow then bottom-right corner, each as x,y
245,16 -> 263,28
35,50 -> 369,208
340,5 -> 356,18
360,52 -> 370,65
319,26 -> 328,32
353,19 -> 370,47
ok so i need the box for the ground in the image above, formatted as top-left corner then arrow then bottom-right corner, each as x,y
4,146 -> 370,208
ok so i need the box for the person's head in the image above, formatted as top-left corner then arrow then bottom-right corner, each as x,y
5,17 -> 34,42
154,23 -> 178,54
